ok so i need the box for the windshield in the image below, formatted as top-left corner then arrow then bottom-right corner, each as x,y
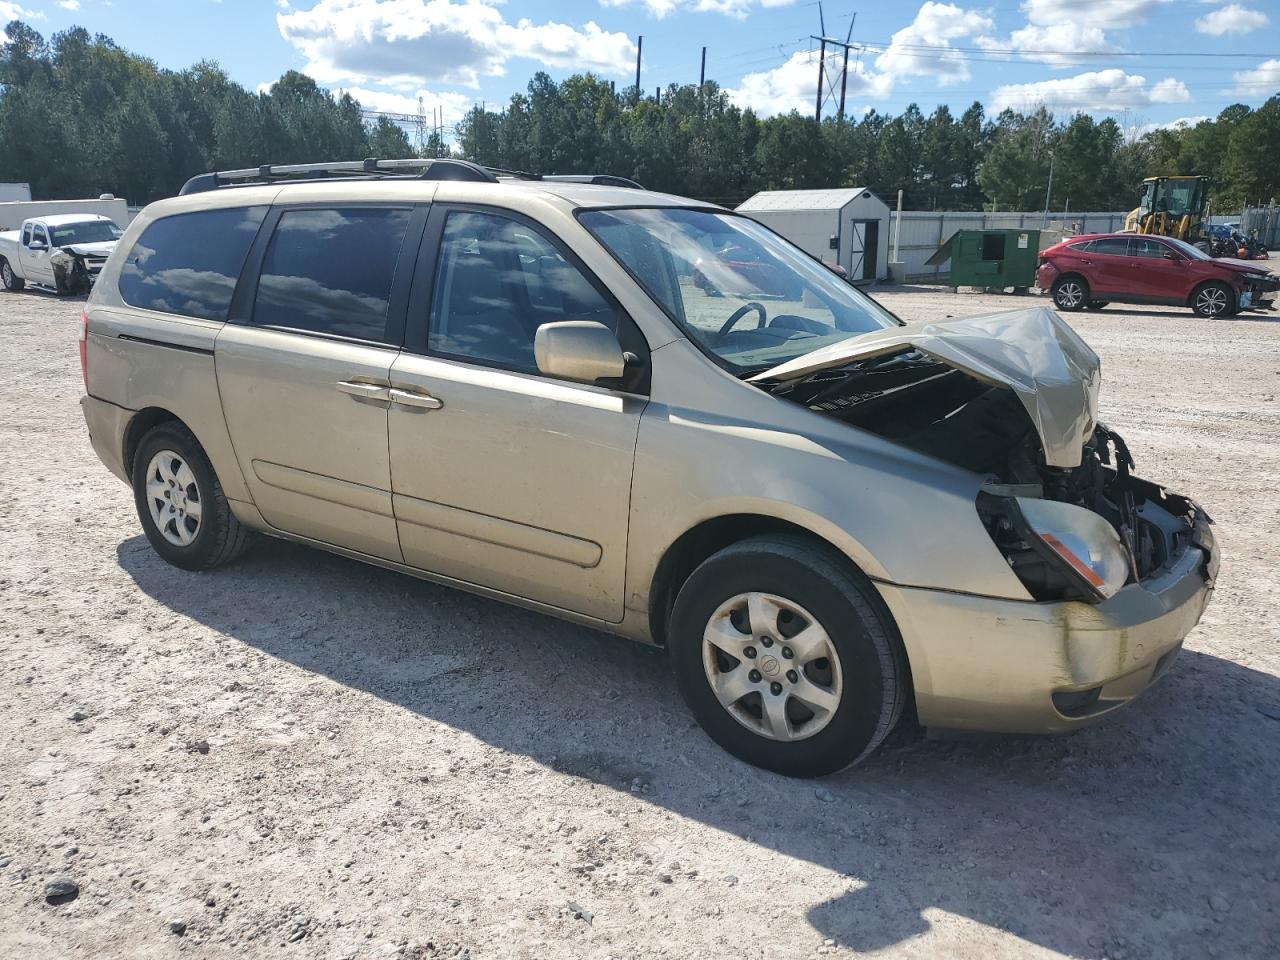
49,220 -> 123,246
1166,237 -> 1211,261
579,207 -> 898,374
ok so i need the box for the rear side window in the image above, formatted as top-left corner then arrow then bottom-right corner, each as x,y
1092,238 -> 1130,256
252,207 -> 411,343
1066,239 -> 1094,253
119,207 -> 266,321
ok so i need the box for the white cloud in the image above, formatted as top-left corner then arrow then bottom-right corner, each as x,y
278,0 -> 638,89
598,0 -> 795,18
1133,115 -> 1209,136
990,69 -> 1191,112
727,2 -> 994,116
873,2 -> 995,86
1195,3 -> 1268,35
726,51 -> 889,117
0,2 -> 43,22
990,0 -> 1170,67
59,0 -> 80,10
346,85 -> 473,127
1233,57 -> 1280,97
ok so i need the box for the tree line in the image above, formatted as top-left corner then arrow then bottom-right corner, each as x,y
2,20 -> 1277,213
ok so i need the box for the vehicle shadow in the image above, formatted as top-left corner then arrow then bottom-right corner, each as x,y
116,535 -> 1280,958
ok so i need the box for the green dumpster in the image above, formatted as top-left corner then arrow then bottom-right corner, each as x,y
926,228 -> 1041,291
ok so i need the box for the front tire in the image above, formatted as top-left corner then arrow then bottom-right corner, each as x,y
1052,275 -> 1088,311
131,422 -> 251,570
0,257 -> 24,292
1192,281 -> 1235,319
668,535 -> 906,777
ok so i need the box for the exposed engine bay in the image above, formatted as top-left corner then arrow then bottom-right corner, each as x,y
761,348 -> 1209,601
49,245 -> 107,295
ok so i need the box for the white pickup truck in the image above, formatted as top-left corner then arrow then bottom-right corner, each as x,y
0,214 -> 123,295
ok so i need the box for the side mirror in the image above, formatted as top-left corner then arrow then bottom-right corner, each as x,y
28,241 -> 47,252
535,320 -> 626,384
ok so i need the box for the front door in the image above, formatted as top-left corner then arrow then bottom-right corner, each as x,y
862,221 -> 879,281
1126,237 -> 1185,302
844,220 -> 866,278
387,206 -> 647,621
216,204 -> 424,562
20,222 -> 54,285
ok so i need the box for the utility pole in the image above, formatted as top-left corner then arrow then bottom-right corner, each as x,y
700,46 -> 706,89
1041,152 -> 1055,228
813,10 -> 861,123
635,36 -> 643,102
814,38 -> 827,122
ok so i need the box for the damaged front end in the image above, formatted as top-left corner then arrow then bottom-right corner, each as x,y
753,307 -> 1217,604
49,245 -> 109,295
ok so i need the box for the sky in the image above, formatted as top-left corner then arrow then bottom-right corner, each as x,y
2,0 -> 1278,139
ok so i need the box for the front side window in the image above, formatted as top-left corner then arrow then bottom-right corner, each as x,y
253,207 -> 411,342
580,207 -> 898,374
21,224 -> 32,245
1132,238 -> 1170,259
119,207 -> 267,322
49,220 -> 123,246
32,224 -> 49,246
428,210 -> 616,373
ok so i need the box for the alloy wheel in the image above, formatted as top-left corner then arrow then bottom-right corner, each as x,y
1196,286 -> 1229,317
701,592 -> 843,742
1055,281 -> 1084,309
144,449 -> 202,546
1,261 -> 12,286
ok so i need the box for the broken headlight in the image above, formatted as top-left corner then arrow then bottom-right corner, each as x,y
978,493 -> 1130,602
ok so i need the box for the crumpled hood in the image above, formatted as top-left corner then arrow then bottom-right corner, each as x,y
60,240 -> 117,257
750,306 -> 1101,469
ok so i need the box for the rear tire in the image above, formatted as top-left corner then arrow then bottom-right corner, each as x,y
131,422 -> 251,570
668,535 -> 906,777
1052,275 -> 1088,311
0,258 -> 24,292
1191,281 -> 1235,319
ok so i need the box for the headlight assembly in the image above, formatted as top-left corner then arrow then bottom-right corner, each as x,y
977,493 -> 1132,602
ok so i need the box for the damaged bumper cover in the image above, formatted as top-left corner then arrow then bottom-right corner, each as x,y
50,243 -> 111,294
877,508 -> 1216,734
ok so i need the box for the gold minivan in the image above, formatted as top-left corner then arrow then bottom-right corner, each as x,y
77,159 -> 1217,777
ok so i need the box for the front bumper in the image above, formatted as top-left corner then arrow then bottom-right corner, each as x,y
877,514 -> 1217,734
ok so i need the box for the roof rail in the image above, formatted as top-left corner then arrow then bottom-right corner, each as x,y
178,158 -> 499,195
177,158 -> 647,195
542,174 -> 646,190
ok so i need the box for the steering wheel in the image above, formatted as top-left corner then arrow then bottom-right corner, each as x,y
716,301 -> 767,341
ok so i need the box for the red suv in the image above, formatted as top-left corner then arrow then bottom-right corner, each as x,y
1037,233 -> 1278,318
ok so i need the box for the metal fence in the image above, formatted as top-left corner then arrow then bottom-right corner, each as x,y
1240,204 -> 1280,250
888,210 -> 1128,282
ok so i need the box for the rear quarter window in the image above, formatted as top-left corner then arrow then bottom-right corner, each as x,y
118,207 -> 267,321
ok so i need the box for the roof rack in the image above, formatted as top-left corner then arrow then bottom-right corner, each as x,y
177,158 -> 647,195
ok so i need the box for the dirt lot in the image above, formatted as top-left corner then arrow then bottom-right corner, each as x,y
1,286 -> 1277,960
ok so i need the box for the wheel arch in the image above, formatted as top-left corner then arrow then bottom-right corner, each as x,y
650,515 -> 919,739
123,407 -> 186,478
1187,277 -> 1234,307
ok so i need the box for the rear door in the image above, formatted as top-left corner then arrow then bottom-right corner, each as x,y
386,205 -> 648,620
1084,236 -> 1131,295
216,203 -> 427,561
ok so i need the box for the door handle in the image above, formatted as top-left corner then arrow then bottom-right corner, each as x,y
389,387 -> 443,410
336,380 -> 390,402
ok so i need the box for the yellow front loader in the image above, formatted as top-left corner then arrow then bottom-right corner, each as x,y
1124,175 -> 1210,243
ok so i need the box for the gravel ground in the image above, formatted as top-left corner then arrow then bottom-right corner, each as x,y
1,286 -> 1278,960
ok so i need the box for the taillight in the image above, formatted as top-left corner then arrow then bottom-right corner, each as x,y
79,307 -> 89,390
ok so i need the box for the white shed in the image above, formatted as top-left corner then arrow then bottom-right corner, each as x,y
736,188 -> 892,282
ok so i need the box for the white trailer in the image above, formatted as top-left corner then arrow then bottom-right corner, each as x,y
737,188 -> 892,283
0,196 -> 130,233
0,183 -> 33,203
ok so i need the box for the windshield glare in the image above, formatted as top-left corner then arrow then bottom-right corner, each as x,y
49,220 -> 123,246
579,207 -> 898,373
